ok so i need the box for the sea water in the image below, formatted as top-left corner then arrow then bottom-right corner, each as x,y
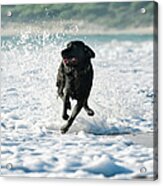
1,33 -> 155,178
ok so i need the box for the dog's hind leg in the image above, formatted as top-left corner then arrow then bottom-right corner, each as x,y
84,100 -> 94,116
61,101 -> 83,134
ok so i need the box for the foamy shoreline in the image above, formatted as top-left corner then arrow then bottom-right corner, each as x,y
1,21 -> 153,36
1,32 -> 155,179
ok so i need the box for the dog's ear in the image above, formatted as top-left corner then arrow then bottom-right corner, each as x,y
84,45 -> 95,58
67,42 -> 72,48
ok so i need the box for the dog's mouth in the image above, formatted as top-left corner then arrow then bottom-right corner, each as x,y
63,57 -> 78,65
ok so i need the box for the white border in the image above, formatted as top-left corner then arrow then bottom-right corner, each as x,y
0,0 -> 162,186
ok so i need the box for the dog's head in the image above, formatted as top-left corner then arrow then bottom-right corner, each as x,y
61,41 -> 95,66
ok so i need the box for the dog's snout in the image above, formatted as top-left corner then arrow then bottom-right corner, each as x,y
61,49 -> 66,57
61,48 -> 71,58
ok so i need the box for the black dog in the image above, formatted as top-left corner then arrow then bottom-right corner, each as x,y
56,41 -> 95,134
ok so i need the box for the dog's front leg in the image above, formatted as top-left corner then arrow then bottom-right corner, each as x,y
62,93 -> 70,120
61,101 -> 83,134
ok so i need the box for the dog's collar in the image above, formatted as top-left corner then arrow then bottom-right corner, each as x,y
64,64 -> 91,76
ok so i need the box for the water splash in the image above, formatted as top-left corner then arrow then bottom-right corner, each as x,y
1,28 -> 154,134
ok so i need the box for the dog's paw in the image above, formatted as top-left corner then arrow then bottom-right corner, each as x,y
62,113 -> 69,120
60,125 -> 69,134
86,109 -> 95,116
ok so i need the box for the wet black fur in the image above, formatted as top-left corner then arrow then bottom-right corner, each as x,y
56,41 -> 95,134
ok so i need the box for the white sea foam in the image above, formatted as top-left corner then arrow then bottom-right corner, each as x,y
1,34 -> 155,179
